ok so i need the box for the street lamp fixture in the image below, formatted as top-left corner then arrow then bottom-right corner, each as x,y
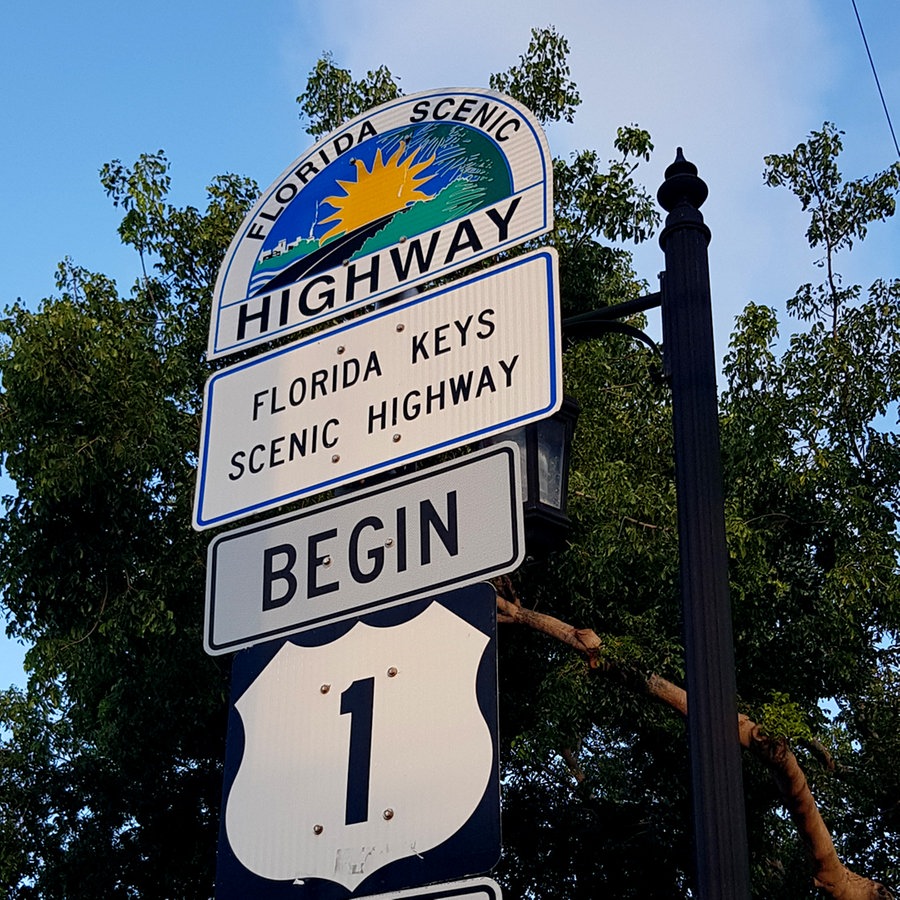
482,396 -> 580,554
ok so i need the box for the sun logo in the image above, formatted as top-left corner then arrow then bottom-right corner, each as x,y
318,141 -> 437,245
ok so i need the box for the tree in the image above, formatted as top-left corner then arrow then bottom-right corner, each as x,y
1,28 -> 899,899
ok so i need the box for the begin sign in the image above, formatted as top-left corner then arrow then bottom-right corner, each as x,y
193,248 -> 561,530
204,444 -> 524,655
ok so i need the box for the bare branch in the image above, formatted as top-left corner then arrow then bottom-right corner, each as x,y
495,590 -> 894,900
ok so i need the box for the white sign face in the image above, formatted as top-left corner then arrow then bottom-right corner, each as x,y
208,88 -> 553,359
204,444 -> 523,655
193,248 -> 561,530
216,589 -> 500,898
358,877 -> 502,900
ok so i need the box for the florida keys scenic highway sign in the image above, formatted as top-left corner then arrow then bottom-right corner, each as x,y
193,248 -> 561,530
207,88 -> 553,359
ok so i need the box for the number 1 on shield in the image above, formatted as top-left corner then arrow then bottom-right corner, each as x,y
340,677 -> 375,825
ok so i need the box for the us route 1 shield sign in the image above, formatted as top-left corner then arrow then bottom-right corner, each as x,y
208,88 -> 552,360
215,585 -> 500,899
193,247 -> 561,530
204,443 -> 523,655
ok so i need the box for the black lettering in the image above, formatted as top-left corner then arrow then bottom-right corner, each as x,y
237,296 -> 271,341
298,275 -> 336,316
499,355 -> 519,386
349,516 -> 385,584
363,350 -> 382,380
495,118 -> 521,142
262,545 -> 297,611
289,376 -> 307,406
411,331 -> 429,364
259,208 -> 283,223
311,369 -> 328,399
307,530 -> 339,597
357,120 -> 377,141
433,323 -> 450,355
346,257 -> 380,303
485,197 -> 521,242
476,308 -> 496,339
470,102 -> 501,130
253,390 -> 268,422
475,366 -> 496,396
403,391 -> 421,421
444,219 -> 483,263
453,314 -> 474,346
323,418 -> 339,448
419,493 -> 459,565
294,161 -> 319,185
389,232 -> 440,280
248,223 -> 266,240
249,444 -> 267,474
432,97 -> 455,120
452,98 -> 476,122
409,100 -> 430,123
269,436 -> 286,468
448,371 -> 474,404
368,401 -> 387,434
395,507 -> 408,571
425,380 -> 446,414
333,133 -> 354,155
228,451 -> 245,480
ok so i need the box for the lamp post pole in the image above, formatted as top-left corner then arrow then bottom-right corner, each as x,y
558,149 -> 752,897
657,150 -> 751,899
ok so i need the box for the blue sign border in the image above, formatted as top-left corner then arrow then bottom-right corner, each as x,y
194,248 -> 560,530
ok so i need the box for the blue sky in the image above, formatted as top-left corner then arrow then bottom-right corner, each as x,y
2,0 -> 899,688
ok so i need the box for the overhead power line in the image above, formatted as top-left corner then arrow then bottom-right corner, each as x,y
850,0 -> 900,159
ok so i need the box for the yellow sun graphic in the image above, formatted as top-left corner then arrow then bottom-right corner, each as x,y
318,141 -> 437,244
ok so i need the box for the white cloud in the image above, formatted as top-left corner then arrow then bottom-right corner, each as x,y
299,0 -> 855,358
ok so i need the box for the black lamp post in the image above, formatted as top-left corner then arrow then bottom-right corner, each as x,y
502,150 -> 751,898
656,149 -> 751,900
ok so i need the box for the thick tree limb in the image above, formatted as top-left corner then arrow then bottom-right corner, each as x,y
495,593 -> 893,900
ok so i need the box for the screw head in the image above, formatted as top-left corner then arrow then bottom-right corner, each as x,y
387,666 -> 398,678
383,808 -> 394,820
320,684 -> 331,694
313,824 -> 324,835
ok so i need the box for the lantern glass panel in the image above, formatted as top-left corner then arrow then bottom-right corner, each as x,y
536,418 -> 567,508
500,427 -> 529,502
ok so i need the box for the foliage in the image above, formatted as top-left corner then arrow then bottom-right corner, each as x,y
719,124 -> 900,891
297,51 -> 401,138
489,26 -> 581,125
0,160 -> 256,897
1,30 -> 898,900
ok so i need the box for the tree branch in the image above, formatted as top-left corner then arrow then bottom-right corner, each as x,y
495,592 -> 893,900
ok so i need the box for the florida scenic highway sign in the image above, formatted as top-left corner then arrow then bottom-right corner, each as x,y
193,248 -> 561,530
207,88 -> 553,360
214,586 -> 500,899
